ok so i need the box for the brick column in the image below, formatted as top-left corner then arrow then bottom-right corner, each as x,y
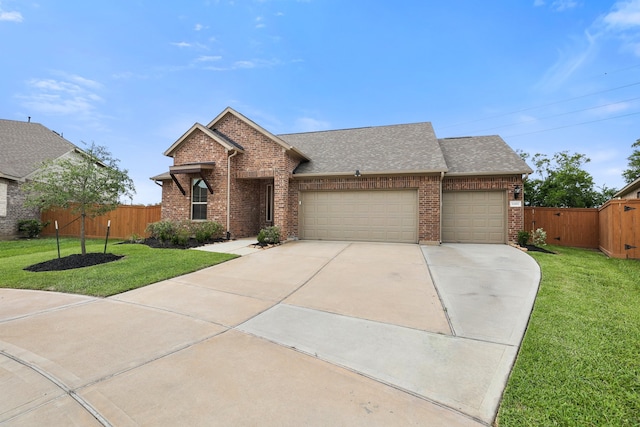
273,170 -> 291,239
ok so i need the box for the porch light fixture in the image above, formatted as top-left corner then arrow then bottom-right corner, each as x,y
514,185 -> 521,199
355,170 -> 361,177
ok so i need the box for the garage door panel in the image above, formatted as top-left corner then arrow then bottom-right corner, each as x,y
442,191 -> 506,244
300,190 -> 418,243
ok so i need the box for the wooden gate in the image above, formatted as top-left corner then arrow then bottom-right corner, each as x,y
524,207 -> 599,248
599,199 -> 640,259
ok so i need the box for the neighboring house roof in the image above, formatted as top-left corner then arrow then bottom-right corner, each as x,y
438,136 -> 533,175
0,119 -> 77,181
613,176 -> 640,198
281,122 -> 448,176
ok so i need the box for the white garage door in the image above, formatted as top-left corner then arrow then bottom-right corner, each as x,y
299,190 -> 418,243
442,191 -> 506,243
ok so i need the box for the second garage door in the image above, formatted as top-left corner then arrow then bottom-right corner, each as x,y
442,191 -> 506,243
299,190 -> 418,243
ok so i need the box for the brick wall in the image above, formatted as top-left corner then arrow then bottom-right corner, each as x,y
0,179 -> 40,238
161,113 -> 300,239
442,175 -> 524,243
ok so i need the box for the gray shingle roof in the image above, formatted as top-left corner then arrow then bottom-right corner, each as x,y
0,119 -> 77,180
279,122 -> 448,175
438,136 -> 533,175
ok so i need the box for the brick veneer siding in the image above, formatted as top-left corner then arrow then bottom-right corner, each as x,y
291,174 -> 442,243
0,179 -> 40,238
161,114 -> 301,239
442,175 -> 524,243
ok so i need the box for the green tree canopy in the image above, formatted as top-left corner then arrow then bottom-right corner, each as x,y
23,142 -> 135,255
622,138 -> 640,184
520,150 -> 610,208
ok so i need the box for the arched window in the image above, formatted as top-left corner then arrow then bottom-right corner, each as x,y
192,178 -> 208,220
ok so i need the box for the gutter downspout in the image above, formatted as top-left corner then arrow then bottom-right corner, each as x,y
226,149 -> 239,239
439,171 -> 445,244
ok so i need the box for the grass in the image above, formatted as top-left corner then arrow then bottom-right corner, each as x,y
0,238 -> 237,297
497,246 -> 640,426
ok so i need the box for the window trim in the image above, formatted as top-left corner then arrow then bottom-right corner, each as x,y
266,183 -> 274,222
191,178 -> 208,220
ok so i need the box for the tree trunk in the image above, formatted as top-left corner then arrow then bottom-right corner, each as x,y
80,213 -> 86,256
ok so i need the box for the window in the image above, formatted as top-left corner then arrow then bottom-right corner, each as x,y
266,184 -> 274,222
0,181 -> 7,217
192,178 -> 208,220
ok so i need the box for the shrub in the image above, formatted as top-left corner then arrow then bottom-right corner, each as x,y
517,230 -> 530,247
531,228 -> 547,246
145,220 -> 176,244
257,226 -> 281,245
127,233 -> 143,243
192,221 -> 224,243
171,220 -> 192,246
17,219 -> 50,238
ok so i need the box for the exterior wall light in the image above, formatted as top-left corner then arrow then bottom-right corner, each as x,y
355,170 -> 361,177
514,185 -> 521,199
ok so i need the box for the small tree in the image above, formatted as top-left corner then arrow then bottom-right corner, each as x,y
23,142 -> 135,255
521,151 -> 606,208
622,138 -> 640,184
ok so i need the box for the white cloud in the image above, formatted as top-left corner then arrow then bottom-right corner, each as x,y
0,10 -> 22,21
17,74 -> 105,122
551,0 -> 578,11
194,23 -> 206,31
233,60 -> 255,68
196,55 -> 222,62
294,117 -> 331,132
171,41 -> 192,48
536,30 -> 598,90
604,0 -> 640,29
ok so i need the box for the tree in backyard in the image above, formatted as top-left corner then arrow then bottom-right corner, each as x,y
520,150 -> 608,208
23,142 -> 135,255
622,138 -> 640,184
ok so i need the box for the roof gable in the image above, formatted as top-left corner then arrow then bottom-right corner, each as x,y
280,122 -> 448,176
438,136 -> 533,175
207,107 -> 309,160
163,122 -> 245,157
0,119 -> 78,181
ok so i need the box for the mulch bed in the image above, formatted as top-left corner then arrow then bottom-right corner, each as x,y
120,237 -> 229,250
24,253 -> 124,272
522,244 -> 556,254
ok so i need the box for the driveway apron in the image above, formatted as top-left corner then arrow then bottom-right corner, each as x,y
0,241 -> 539,426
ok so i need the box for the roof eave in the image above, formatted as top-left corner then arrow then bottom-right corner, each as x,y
613,176 -> 640,198
0,171 -> 23,182
445,170 -> 533,177
293,169 -> 447,178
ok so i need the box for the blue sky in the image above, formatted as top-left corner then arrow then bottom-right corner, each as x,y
1,0 -> 639,204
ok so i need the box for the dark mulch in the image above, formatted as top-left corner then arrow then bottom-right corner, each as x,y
120,237 -> 228,250
24,253 -> 124,272
523,244 -> 556,254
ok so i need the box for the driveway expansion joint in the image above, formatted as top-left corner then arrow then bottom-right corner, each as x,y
0,349 -> 112,427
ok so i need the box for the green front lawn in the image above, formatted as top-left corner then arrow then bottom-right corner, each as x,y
498,246 -> 640,426
0,238 -> 237,297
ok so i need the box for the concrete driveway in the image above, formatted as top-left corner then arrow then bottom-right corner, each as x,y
0,241 -> 540,426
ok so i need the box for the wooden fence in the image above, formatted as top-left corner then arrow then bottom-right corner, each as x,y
524,207 -> 599,249
598,199 -> 640,260
40,205 -> 161,239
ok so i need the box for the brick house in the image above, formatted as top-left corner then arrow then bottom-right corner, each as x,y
151,107 -> 532,244
0,119 -> 80,238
